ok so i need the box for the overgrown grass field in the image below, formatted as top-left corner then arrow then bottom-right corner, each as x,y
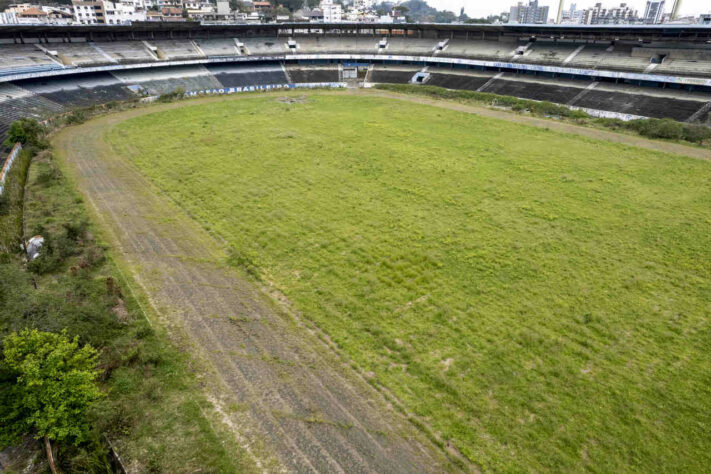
107,94 -> 711,471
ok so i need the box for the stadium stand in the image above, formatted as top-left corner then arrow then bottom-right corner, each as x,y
0,23 -> 710,144
151,40 -> 204,60
93,41 -> 157,64
286,65 -> 339,83
0,44 -> 63,77
574,88 -> 706,121
111,65 -> 222,95
370,65 -> 419,84
518,42 -> 581,66
50,42 -> 116,67
14,72 -> 135,107
294,36 -> 378,54
481,75 -> 584,103
194,38 -> 241,57
240,37 -> 287,55
440,39 -> 518,61
205,64 -> 288,88
383,38 -> 438,55
426,69 -> 497,91
596,44 -> 651,72
0,82 -> 64,138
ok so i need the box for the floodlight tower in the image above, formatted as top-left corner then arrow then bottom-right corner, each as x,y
556,0 -> 565,24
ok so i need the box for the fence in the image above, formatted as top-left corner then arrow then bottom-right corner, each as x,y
0,143 -> 22,196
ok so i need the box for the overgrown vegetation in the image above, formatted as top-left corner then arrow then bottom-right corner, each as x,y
109,94 -> 711,471
157,86 -> 187,103
376,83 -> 590,119
376,83 -> 711,145
0,120 -> 256,472
0,329 -> 102,474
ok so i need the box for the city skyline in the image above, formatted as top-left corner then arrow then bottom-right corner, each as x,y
428,0 -> 710,20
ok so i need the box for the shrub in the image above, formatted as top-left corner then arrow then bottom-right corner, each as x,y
3,118 -> 46,149
681,123 -> 711,144
65,110 -> 88,125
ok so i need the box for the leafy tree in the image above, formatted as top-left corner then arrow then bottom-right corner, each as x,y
3,118 -> 44,149
0,329 -> 102,474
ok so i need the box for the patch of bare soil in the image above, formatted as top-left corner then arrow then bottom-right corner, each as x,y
276,94 -> 308,104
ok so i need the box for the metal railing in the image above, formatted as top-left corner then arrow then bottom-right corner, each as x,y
0,142 -> 22,195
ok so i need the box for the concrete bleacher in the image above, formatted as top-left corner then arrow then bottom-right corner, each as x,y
294,37 -> 378,54
566,44 -> 650,72
195,38 -> 241,57
206,64 -> 288,88
240,37 -> 287,56
440,39 -> 518,60
565,44 -> 611,69
597,44 -> 651,72
425,69 -> 496,91
482,75 -> 584,103
286,65 -> 339,83
0,82 -> 64,140
111,65 -> 221,95
370,65 -> 419,84
50,42 -> 115,67
575,88 -> 705,121
0,44 -> 62,77
97,41 -> 157,64
151,40 -> 204,60
383,38 -> 438,56
518,42 -> 581,65
15,72 -> 135,107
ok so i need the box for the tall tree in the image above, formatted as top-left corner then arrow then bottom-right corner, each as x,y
0,329 -> 102,474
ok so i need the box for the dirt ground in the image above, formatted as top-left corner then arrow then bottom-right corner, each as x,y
51,89 -> 707,472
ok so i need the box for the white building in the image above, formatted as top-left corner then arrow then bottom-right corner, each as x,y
509,0 -> 549,24
319,0 -> 341,22
353,0 -> 373,12
0,12 -> 19,23
581,3 -> 638,24
643,0 -> 665,24
72,0 -> 146,25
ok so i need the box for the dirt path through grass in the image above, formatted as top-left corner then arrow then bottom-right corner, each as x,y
52,103 -> 452,473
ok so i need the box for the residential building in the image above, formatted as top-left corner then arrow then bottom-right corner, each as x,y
560,3 -> 583,23
72,0 -> 146,25
581,3 -> 638,24
508,0 -> 549,24
319,0 -> 341,22
0,12 -> 19,23
643,0 -> 665,24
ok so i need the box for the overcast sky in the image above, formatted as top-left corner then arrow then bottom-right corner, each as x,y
427,0 -> 711,19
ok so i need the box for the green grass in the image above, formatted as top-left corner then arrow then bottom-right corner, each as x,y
1,150 -> 257,472
107,93 -> 711,471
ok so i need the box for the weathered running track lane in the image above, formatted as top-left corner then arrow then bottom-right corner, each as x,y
53,97 -> 453,473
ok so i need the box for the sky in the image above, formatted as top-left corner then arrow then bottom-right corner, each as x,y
426,0 -> 711,19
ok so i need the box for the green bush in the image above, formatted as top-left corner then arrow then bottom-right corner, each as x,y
682,123 -> 711,144
65,110 -> 88,125
3,118 -> 47,149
